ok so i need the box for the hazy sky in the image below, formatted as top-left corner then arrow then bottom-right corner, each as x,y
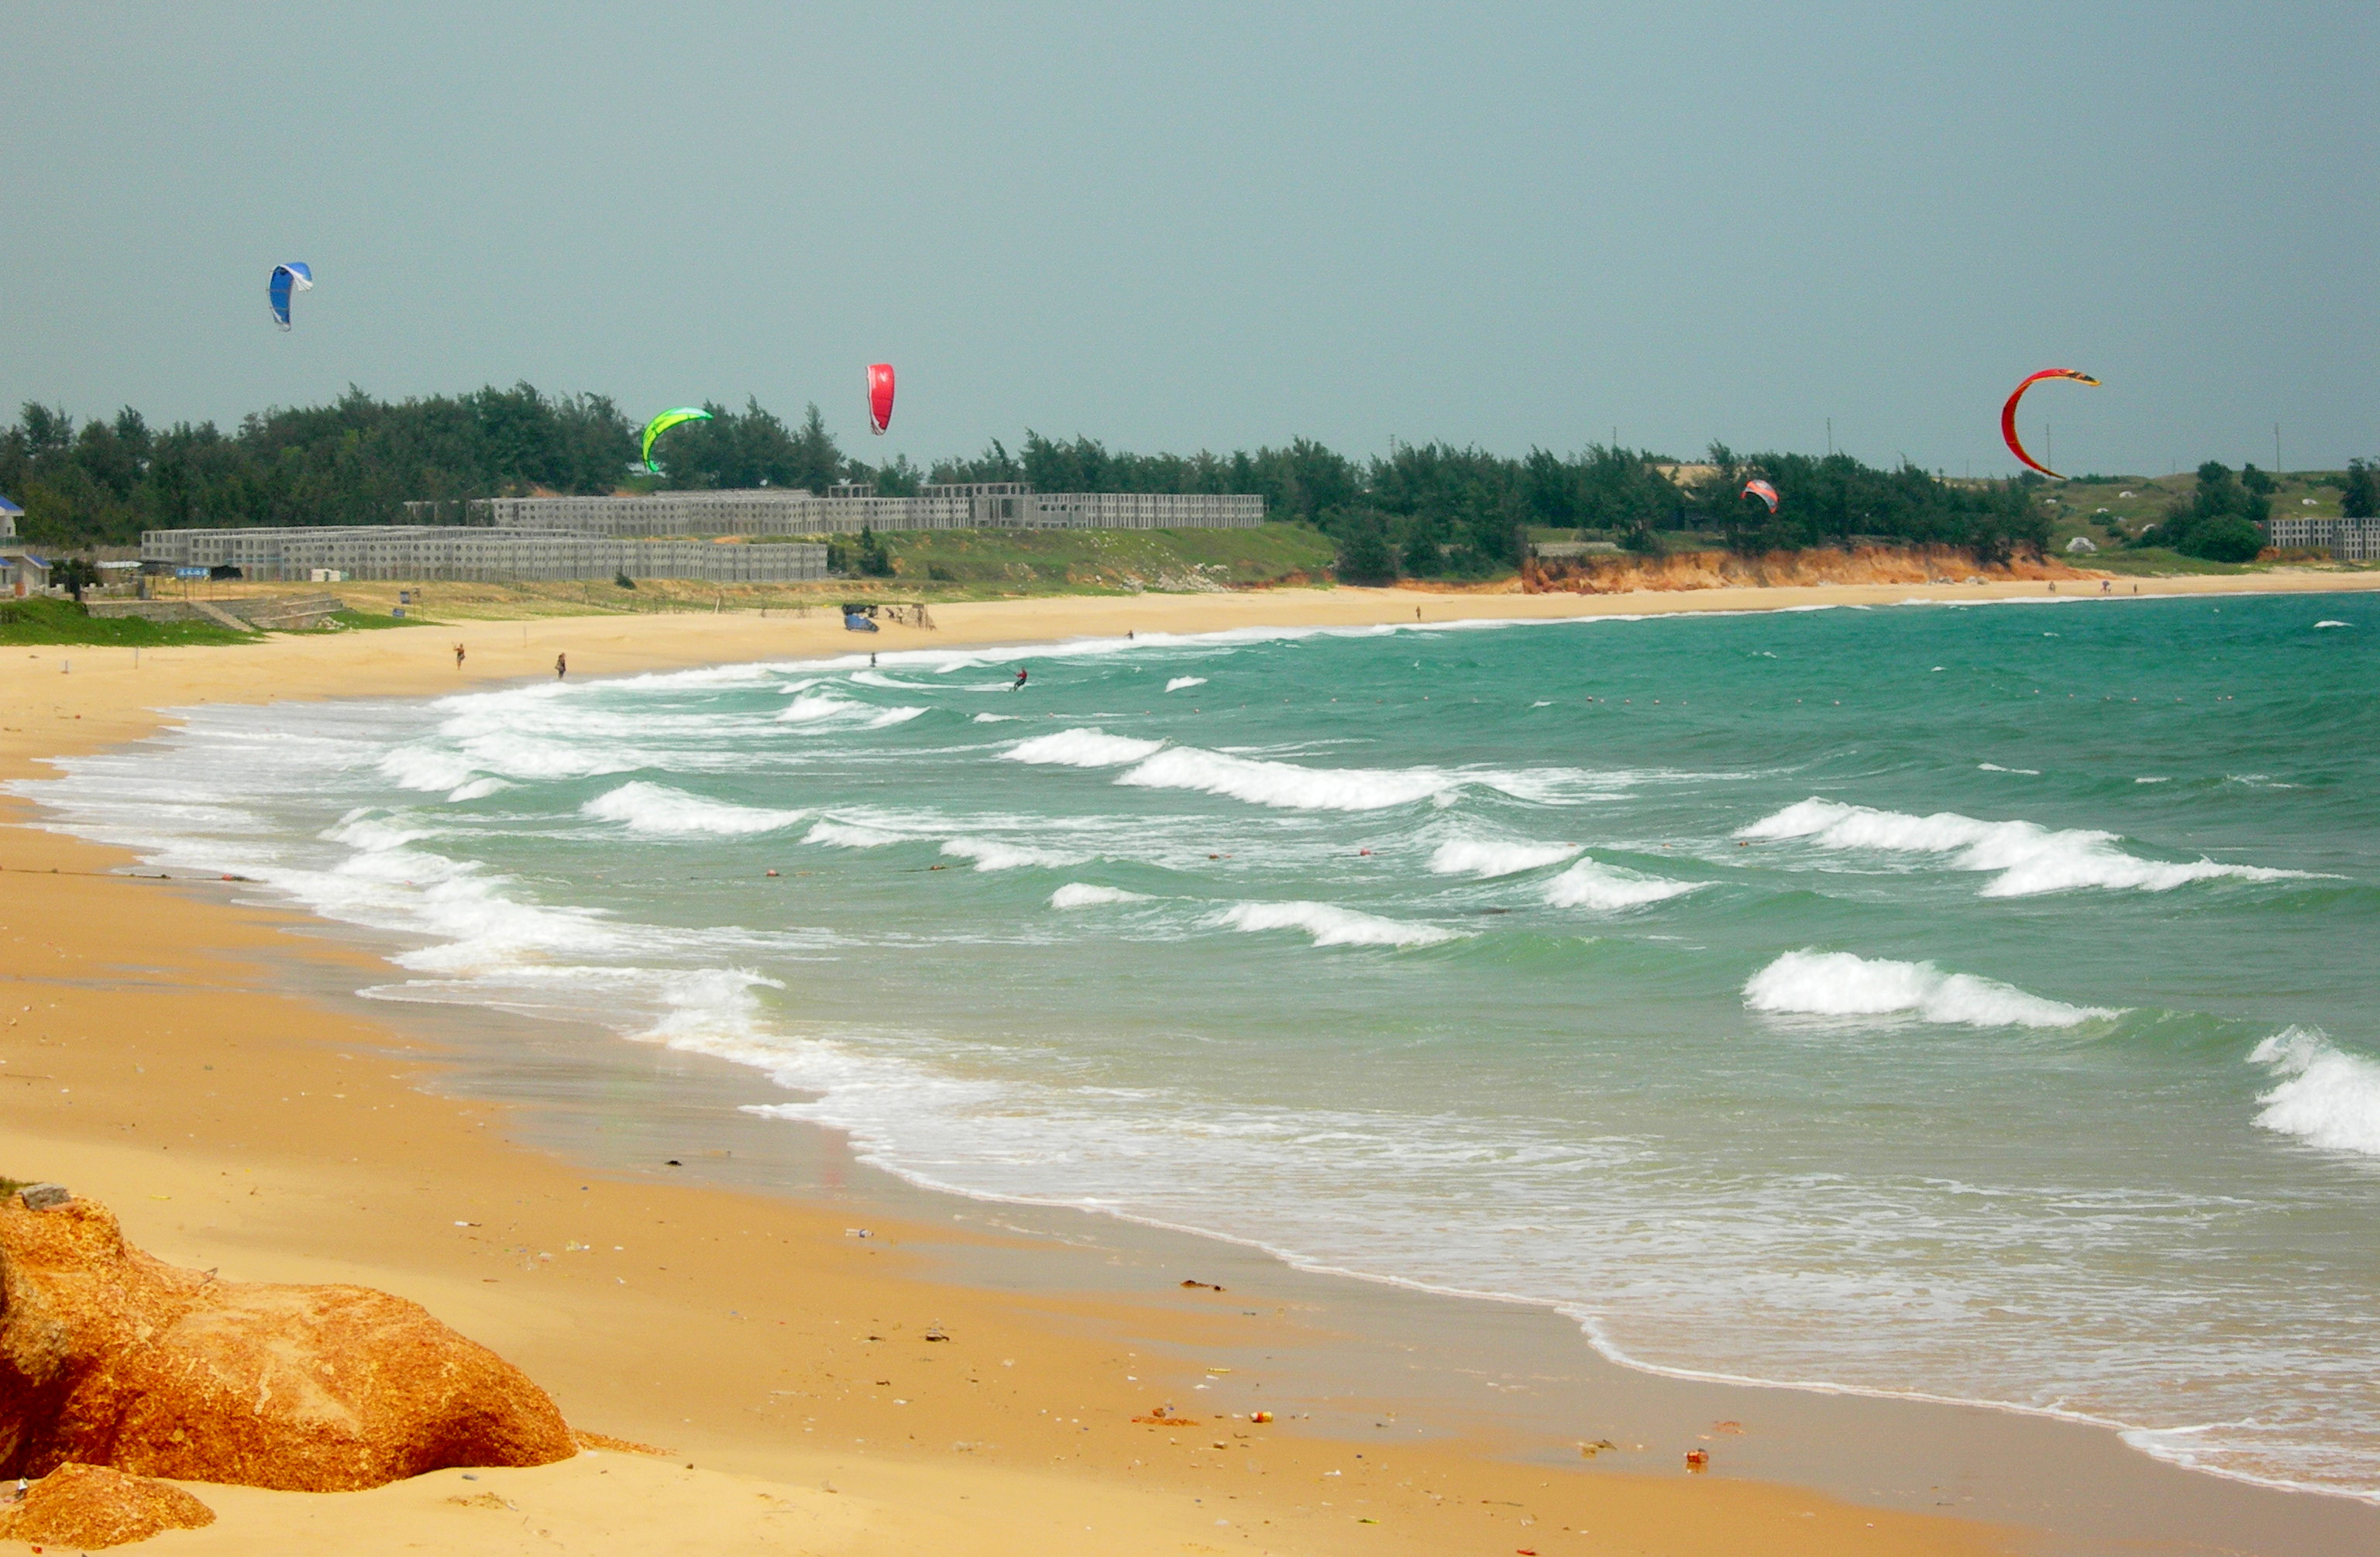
5,2 -> 2372,475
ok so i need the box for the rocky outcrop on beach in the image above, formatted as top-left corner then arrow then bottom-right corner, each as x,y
1522,544 -> 2093,594
0,1462 -> 215,1549
0,1189 -> 576,1491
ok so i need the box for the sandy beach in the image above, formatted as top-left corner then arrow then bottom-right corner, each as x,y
9,572 -> 2380,1556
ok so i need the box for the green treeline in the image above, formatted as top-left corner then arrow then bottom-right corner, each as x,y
2139,462 -> 2270,563
3,384 -> 2049,572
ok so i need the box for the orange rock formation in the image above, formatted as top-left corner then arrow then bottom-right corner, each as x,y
0,1193 -> 576,1490
1522,545 -> 2094,594
0,1462 -> 215,1549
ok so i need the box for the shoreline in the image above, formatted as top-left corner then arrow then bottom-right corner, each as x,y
9,576 -> 2380,1555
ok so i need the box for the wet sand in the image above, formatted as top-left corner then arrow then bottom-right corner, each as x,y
7,576 -> 2379,1555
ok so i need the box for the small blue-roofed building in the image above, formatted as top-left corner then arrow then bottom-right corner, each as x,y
0,495 -> 49,596
1,553 -> 50,597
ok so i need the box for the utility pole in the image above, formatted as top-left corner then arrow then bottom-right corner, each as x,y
2275,423 -> 2282,475
1826,418 -> 1833,457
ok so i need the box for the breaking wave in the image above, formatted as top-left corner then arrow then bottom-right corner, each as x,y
1428,839 -> 1580,878
1744,950 -> 2118,1029
1165,676 -> 1209,693
1737,798 -> 2317,898
581,782 -> 807,837
939,837 -> 1089,871
1542,858 -> 1701,911
1213,900 -> 1464,948
2249,1029 -> 2380,1157
1004,728 -> 1168,768
803,819 -> 907,849
776,695 -> 926,728
1051,882 -> 1154,909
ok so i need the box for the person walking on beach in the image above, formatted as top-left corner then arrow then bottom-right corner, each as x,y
555,652 -> 567,680
453,642 -> 466,669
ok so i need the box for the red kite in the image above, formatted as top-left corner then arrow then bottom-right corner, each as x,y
2001,369 -> 2100,478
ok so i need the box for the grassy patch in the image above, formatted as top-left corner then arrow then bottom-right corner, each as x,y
872,524 -> 1340,594
0,597 -> 250,647
305,608 -> 430,631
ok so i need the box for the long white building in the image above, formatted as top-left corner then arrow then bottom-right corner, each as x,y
139,526 -> 827,583
446,482 -> 1265,537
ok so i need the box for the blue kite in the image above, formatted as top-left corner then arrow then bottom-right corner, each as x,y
269,263 -> 315,330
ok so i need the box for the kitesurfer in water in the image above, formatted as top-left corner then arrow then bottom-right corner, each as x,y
1013,669 -> 1029,691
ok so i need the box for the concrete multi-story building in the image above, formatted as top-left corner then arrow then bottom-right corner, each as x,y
139,526 -> 827,584
2268,514 -> 2380,561
439,482 -> 1265,537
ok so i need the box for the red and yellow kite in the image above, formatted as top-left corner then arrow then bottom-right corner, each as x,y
2000,369 -> 2100,479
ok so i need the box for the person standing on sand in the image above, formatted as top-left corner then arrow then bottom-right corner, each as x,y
555,652 -> 567,680
453,642 -> 466,669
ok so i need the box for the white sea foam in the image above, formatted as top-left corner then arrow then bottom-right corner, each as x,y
1004,728 -> 1168,768
1214,900 -> 1463,947
972,713 -> 1022,724
1977,763 -> 2041,775
778,694 -> 858,724
803,819 -> 906,848
1165,676 -> 1209,693
1051,882 -> 1154,909
446,777 -> 511,802
1119,748 -> 1455,811
1542,858 -> 1701,910
1738,797 -> 2316,898
2315,620 -> 2351,630
1745,950 -> 2117,1029
582,782 -> 807,837
1428,839 -> 1580,878
379,746 -> 481,793
773,693 -> 924,728
939,837 -> 1089,871
2249,1029 -> 2380,1157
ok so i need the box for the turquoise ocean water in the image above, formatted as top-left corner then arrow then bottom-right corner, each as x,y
25,592 -> 2380,1497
